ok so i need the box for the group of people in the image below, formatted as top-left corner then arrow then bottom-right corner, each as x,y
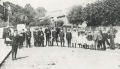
33,26 -> 118,51
33,27 -> 64,47
32,26 -> 117,51
3,25 -> 117,60
3,28 -> 31,60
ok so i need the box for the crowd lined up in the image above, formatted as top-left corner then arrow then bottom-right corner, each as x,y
3,25 -> 118,60
33,26 -> 118,51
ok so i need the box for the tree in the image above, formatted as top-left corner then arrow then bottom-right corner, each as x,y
36,7 -> 47,18
67,5 -> 83,25
23,4 -> 36,25
83,1 -> 104,26
83,0 -> 120,26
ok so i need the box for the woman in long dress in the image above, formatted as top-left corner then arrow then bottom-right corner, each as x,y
72,28 -> 78,48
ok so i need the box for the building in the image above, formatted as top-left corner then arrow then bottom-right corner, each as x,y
46,9 -> 69,26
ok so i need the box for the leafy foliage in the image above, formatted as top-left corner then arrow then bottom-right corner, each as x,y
67,5 -> 83,25
36,7 -> 47,18
67,0 -> 120,26
3,2 -> 47,26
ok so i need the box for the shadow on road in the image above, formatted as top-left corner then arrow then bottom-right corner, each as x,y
15,56 -> 29,60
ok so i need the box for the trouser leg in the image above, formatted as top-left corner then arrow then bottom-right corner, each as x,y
72,43 -> 74,48
52,38 -> 54,46
42,41 -> 44,47
103,41 -> 106,50
98,40 -> 102,50
34,39 -> 36,46
69,40 -> 71,47
106,38 -> 110,46
68,40 -> 71,48
75,43 -> 76,48
40,40 -> 42,47
15,48 -> 18,59
61,40 -> 62,47
109,36 -> 115,49
28,39 -> 31,48
46,38 -> 47,46
56,38 -> 58,46
67,40 -> 69,47
12,50 -> 15,59
63,39 -> 65,47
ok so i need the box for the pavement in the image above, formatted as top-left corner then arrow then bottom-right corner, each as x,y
0,39 -> 11,65
1,46 -> 120,69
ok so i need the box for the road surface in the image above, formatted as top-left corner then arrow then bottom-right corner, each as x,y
1,46 -> 120,69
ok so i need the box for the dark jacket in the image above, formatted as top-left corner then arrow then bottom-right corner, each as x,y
56,27 -> 60,35
66,32 -> 72,40
59,31 -> 65,39
52,31 -> 58,38
12,34 -> 19,46
38,30 -> 44,40
45,29 -> 51,38
26,31 -> 31,40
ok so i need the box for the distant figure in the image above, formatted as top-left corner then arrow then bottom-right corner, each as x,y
45,27 -> 51,46
66,29 -> 72,48
19,29 -> 26,48
52,28 -> 58,46
93,29 -> 99,50
56,27 -> 60,36
26,30 -> 31,48
72,28 -> 78,48
97,30 -> 103,50
59,29 -> 65,47
101,30 -> 110,50
108,25 -> 116,50
56,27 -> 60,42
11,29 -> 19,60
33,29 -> 39,46
38,28 -> 44,47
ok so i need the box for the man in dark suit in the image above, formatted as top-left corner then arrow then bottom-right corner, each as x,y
12,29 -> 19,60
52,28 -> 58,46
26,30 -> 31,48
38,28 -> 44,47
45,27 -> 51,46
59,29 -> 65,47
33,30 -> 37,46
101,30 -> 110,50
66,29 -> 72,48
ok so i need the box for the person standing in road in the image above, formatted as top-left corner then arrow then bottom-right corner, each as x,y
97,30 -> 103,50
108,25 -> 116,50
72,28 -> 78,48
59,29 -> 65,47
38,28 -> 44,47
52,28 -> 58,46
66,29 -> 72,48
26,29 -> 31,48
33,30 -> 38,46
93,29 -> 99,50
45,27 -> 51,46
21,29 -> 26,47
101,29 -> 110,50
11,29 -> 19,60
56,27 -> 60,38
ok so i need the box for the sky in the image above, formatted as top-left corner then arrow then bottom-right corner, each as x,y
3,0 -> 97,12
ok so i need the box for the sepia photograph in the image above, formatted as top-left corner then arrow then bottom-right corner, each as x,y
0,0 -> 120,69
